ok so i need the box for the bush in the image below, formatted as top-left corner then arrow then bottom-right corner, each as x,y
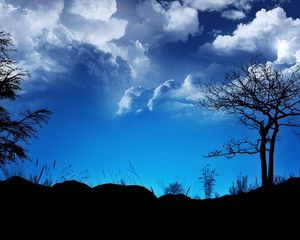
229,174 -> 259,195
163,181 -> 190,195
199,164 -> 217,199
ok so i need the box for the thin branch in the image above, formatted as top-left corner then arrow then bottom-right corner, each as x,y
204,138 -> 260,159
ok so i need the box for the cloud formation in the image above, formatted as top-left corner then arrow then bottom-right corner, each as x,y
117,75 -> 204,115
68,0 -> 116,22
211,7 -> 300,65
0,0 -> 128,71
221,9 -> 246,20
116,86 -> 152,115
148,80 -> 180,111
2,0 -> 297,120
183,0 -> 252,11
124,0 -> 200,44
0,0 -> 204,83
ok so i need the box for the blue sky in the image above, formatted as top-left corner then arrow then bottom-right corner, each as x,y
2,0 -> 300,196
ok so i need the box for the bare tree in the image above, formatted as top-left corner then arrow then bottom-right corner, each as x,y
200,61 -> 300,188
0,31 -> 51,166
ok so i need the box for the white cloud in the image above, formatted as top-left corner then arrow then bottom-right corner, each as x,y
0,0 -> 65,70
60,13 -> 127,49
183,0 -> 252,11
116,86 -> 152,115
117,75 -> 205,115
148,80 -> 180,111
0,0 -> 201,94
170,74 -> 204,101
68,0 -> 116,22
221,9 -> 246,20
126,0 -> 200,44
105,41 -> 151,80
211,7 -> 300,65
164,1 -> 199,40
0,0 -> 135,78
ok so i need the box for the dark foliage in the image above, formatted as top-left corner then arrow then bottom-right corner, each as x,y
229,175 -> 259,195
163,181 -> 190,195
199,164 -> 217,198
0,31 -> 51,165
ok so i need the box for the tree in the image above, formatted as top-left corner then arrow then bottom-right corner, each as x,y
200,61 -> 300,188
0,31 -> 51,166
198,164 -> 217,198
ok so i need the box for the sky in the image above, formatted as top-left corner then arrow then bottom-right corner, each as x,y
1,0 -> 300,196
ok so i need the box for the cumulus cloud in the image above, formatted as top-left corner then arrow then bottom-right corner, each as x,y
163,1 -> 199,39
106,40 -> 151,80
221,9 -> 246,20
117,75 -> 204,115
0,0 -> 166,81
210,7 -> 300,65
116,86 -> 152,115
148,80 -> 180,111
183,0 -> 252,11
171,75 -> 204,101
125,0 -> 200,44
68,0 -> 116,22
24,41 -> 131,90
0,0 -> 131,77
0,0 -> 204,83
19,41 -> 133,119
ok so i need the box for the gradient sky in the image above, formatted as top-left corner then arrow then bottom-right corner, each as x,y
2,0 -> 300,196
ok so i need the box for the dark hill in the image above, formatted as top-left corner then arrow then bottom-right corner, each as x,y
1,176 -> 300,209
1,176 -> 300,232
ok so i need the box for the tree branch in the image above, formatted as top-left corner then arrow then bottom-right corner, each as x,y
204,138 -> 260,159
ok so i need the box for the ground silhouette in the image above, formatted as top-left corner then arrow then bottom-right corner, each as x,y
1,176 -> 299,237
1,176 -> 300,218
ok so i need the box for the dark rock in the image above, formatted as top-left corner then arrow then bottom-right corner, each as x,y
52,180 -> 91,193
92,183 -> 157,205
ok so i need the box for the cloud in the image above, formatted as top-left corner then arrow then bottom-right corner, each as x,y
117,75 -> 204,115
148,80 -> 180,111
0,1 -> 63,45
170,74 -> 204,101
68,0 -> 116,22
124,0 -> 200,44
221,9 -> 246,20
183,0 -> 252,11
210,7 -> 300,65
62,1 -> 127,48
116,86 -> 152,115
106,40 -> 151,80
163,1 -> 200,39
0,0 -> 130,74
19,41 -> 133,119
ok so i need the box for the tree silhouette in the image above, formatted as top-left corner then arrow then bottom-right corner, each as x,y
0,31 -> 51,166
200,61 -> 300,188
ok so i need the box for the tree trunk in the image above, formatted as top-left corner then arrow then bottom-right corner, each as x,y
260,135 -> 268,188
268,124 -> 279,187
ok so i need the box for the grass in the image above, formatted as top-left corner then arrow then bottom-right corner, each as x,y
0,159 -> 56,186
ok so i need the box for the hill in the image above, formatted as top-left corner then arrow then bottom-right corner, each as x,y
0,176 -> 299,232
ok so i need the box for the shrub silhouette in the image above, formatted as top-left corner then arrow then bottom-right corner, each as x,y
199,164 -> 217,199
229,175 -> 252,195
163,181 -> 190,195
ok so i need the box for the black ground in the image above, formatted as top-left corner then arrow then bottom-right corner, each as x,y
1,176 -> 299,235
